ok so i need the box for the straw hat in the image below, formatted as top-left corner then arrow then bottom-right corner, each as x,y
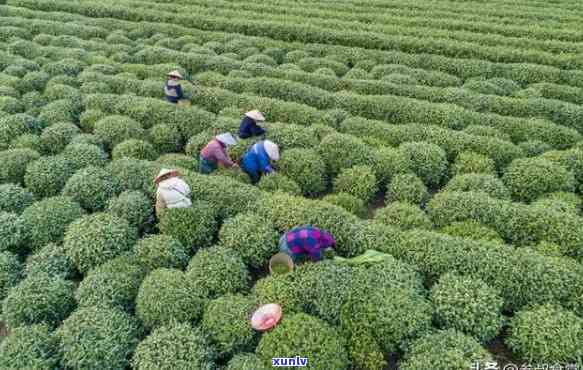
154,168 -> 179,183
244,110 -> 265,122
216,132 -> 237,146
251,304 -> 282,332
263,140 -> 279,161
167,70 -> 183,79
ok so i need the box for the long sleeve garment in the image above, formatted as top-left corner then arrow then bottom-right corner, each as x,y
241,142 -> 274,182
284,226 -> 336,261
238,116 -> 265,139
156,177 -> 192,211
164,80 -> 183,103
200,139 -> 235,168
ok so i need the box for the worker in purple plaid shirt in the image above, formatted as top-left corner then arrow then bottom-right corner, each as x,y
278,225 -> 336,263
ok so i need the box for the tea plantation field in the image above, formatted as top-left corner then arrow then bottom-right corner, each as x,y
2,0 -> 583,368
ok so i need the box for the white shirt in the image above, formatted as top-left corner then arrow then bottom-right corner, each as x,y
156,177 -> 192,209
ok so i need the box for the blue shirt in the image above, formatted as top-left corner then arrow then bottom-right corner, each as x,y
241,141 -> 274,176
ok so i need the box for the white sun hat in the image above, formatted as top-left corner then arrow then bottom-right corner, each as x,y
167,70 -> 183,79
216,132 -> 237,146
154,168 -> 179,183
263,140 -> 280,161
244,110 -> 265,122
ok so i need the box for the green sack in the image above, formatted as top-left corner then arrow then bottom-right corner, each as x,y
333,250 -> 392,266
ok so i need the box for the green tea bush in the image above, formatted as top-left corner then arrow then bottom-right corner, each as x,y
439,221 -> 504,244
257,173 -> 302,195
158,201 -> 218,251
322,193 -> 367,218
135,268 -> 208,329
444,173 -> 511,200
0,251 -> 21,309
398,142 -> 448,187
201,294 -> 257,357
107,158 -> 159,198
218,213 -> 279,269
506,304 -> 583,363
226,353 -> 267,370
63,213 -> 137,274
38,100 -> 79,126
149,124 -> 182,154
20,71 -> 50,93
58,306 -> 142,370
344,67 -> 369,80
44,83 -> 80,104
333,165 -> 378,202
21,196 -> 85,251
63,166 -> 121,212
386,173 -> 429,206
0,148 -> 40,185
294,261 -> 353,325
132,323 -> 216,370
156,153 -> 197,171
0,212 -> 24,253
0,183 -> 33,214
75,259 -> 145,312
184,172 -> 262,220
278,148 -> 328,195
400,330 -> 493,370
9,134 -> 42,152
62,142 -> 108,169
107,190 -> 154,231
375,202 -> 432,230
463,125 -> 511,142
451,151 -> 496,176
371,146 -> 411,186
341,286 -> 432,356
503,157 -> 575,202
257,313 -> 349,370
69,133 -> 104,147
318,133 -> 374,177
0,324 -> 61,369
0,120 -> 26,151
519,140 -> 552,157
112,139 -> 158,161
135,235 -> 189,272
0,96 -> 23,114
533,191 -> 581,214
24,156 -> 76,198
211,167 -> 252,184
40,122 -> 80,155
244,53 -> 277,66
94,115 -> 146,150
42,58 -> 84,77
25,243 -> 76,279
2,273 -> 75,329
253,274 -> 304,314
186,245 -> 250,298
79,109 -> 106,132
431,273 -> 504,342
542,149 -> 583,188
80,81 -> 112,95
22,92 -> 47,116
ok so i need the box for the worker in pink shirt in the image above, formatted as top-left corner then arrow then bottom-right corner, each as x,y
199,133 -> 239,174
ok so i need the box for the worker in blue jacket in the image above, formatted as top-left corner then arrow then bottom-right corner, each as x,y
164,70 -> 184,104
241,140 -> 280,183
239,110 -> 266,139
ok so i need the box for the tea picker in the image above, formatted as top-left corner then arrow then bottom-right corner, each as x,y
239,110 -> 267,139
164,71 -> 185,104
277,225 -> 336,263
154,168 -> 192,218
199,133 -> 239,174
241,140 -> 280,183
